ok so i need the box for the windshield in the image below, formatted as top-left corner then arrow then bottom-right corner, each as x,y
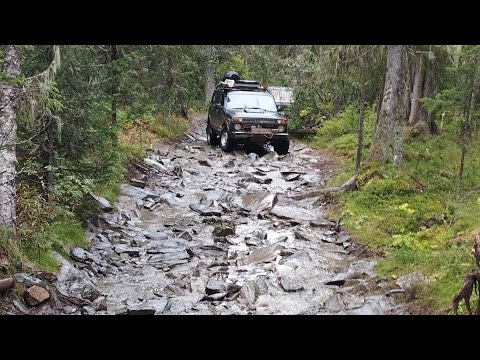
225,92 -> 277,112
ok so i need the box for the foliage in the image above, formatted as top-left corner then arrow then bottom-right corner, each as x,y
310,104 -> 480,312
216,54 -> 254,81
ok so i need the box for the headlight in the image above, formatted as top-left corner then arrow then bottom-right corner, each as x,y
278,125 -> 285,132
234,123 -> 242,131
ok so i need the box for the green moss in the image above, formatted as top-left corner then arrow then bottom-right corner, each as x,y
308,106 -> 480,313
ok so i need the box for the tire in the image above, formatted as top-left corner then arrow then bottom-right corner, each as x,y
206,123 -> 219,146
219,126 -> 234,152
274,138 -> 290,155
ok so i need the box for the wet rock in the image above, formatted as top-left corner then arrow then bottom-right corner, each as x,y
263,151 -> 278,161
206,279 -> 227,295
163,299 -> 187,314
24,285 -> 50,306
324,293 -> 345,312
143,199 -> 156,210
283,173 -> 301,181
177,231 -> 193,241
198,159 -> 212,167
242,192 -> 278,213
0,277 -> 15,294
144,158 -> 168,172
256,293 -> 311,315
212,220 -> 236,237
309,219 -> 336,228
190,277 -> 206,294
92,296 -> 107,311
145,232 -> 168,241
240,280 -> 257,304
130,178 -> 146,188
13,299 -> 30,314
157,193 -> 178,207
94,243 -> 112,253
173,165 -> 183,178
54,252 -> 100,302
107,304 -> 128,315
14,273 -> 46,288
313,288 -> 335,307
396,272 -> 425,290
247,153 -> 259,163
70,247 -> 90,262
114,245 -> 140,257
253,175 -> 273,184
241,244 -> 283,265
90,193 -> 113,211
337,232 -> 351,243
120,184 -> 156,201
148,250 -> 189,264
131,238 -> 150,247
189,203 -> 222,216
142,298 -> 169,314
271,204 -> 321,222
280,276 -> 304,292
82,306 -> 97,315
341,293 -> 365,310
254,278 -> 269,295
128,304 -> 156,315
163,284 -> 186,297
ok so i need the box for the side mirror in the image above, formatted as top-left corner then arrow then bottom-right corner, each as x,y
277,104 -> 287,112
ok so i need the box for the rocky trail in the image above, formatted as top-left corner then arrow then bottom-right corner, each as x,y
4,115 -> 409,315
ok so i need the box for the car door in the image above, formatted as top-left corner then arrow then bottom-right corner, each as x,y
211,91 -> 224,132
208,91 -> 218,128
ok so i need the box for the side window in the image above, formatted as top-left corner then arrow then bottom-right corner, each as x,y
213,91 -> 222,105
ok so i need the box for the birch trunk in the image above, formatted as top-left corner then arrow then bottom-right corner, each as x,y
0,45 -> 20,230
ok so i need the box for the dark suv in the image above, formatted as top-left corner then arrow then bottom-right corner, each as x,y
206,79 -> 290,154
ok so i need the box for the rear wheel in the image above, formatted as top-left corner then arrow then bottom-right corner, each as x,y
273,138 -> 290,155
220,126 -> 234,152
206,123 -> 219,146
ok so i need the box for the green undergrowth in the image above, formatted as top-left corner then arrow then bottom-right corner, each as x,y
307,105 -> 480,313
2,112 -> 190,274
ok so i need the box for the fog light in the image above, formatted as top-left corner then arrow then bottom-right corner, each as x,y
278,125 -> 285,132
234,124 -> 242,131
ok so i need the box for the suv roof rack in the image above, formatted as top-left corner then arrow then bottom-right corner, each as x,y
217,79 -> 264,92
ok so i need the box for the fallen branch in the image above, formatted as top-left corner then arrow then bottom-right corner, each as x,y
184,132 -> 196,141
289,175 -> 357,200
452,270 -> 480,315
453,234 -> 480,315
401,169 -> 425,190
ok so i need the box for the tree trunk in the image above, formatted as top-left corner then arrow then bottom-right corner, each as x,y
408,56 -> 424,126
456,61 -> 477,200
403,54 -> 412,122
420,59 -> 438,134
355,52 -> 366,175
111,45 -> 118,125
204,63 -> 215,105
0,45 -> 21,231
368,45 -> 403,164
46,116 -> 54,204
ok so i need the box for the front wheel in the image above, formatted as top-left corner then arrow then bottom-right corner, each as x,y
273,138 -> 290,155
206,123 -> 219,146
219,126 -> 234,152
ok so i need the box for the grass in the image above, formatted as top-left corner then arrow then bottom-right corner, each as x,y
97,112 -> 189,204
306,105 -> 480,313
3,111 -> 191,274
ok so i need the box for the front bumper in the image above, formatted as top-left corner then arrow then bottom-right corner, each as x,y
232,131 -> 289,141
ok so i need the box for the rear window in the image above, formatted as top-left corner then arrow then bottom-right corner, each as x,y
225,92 -> 277,112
